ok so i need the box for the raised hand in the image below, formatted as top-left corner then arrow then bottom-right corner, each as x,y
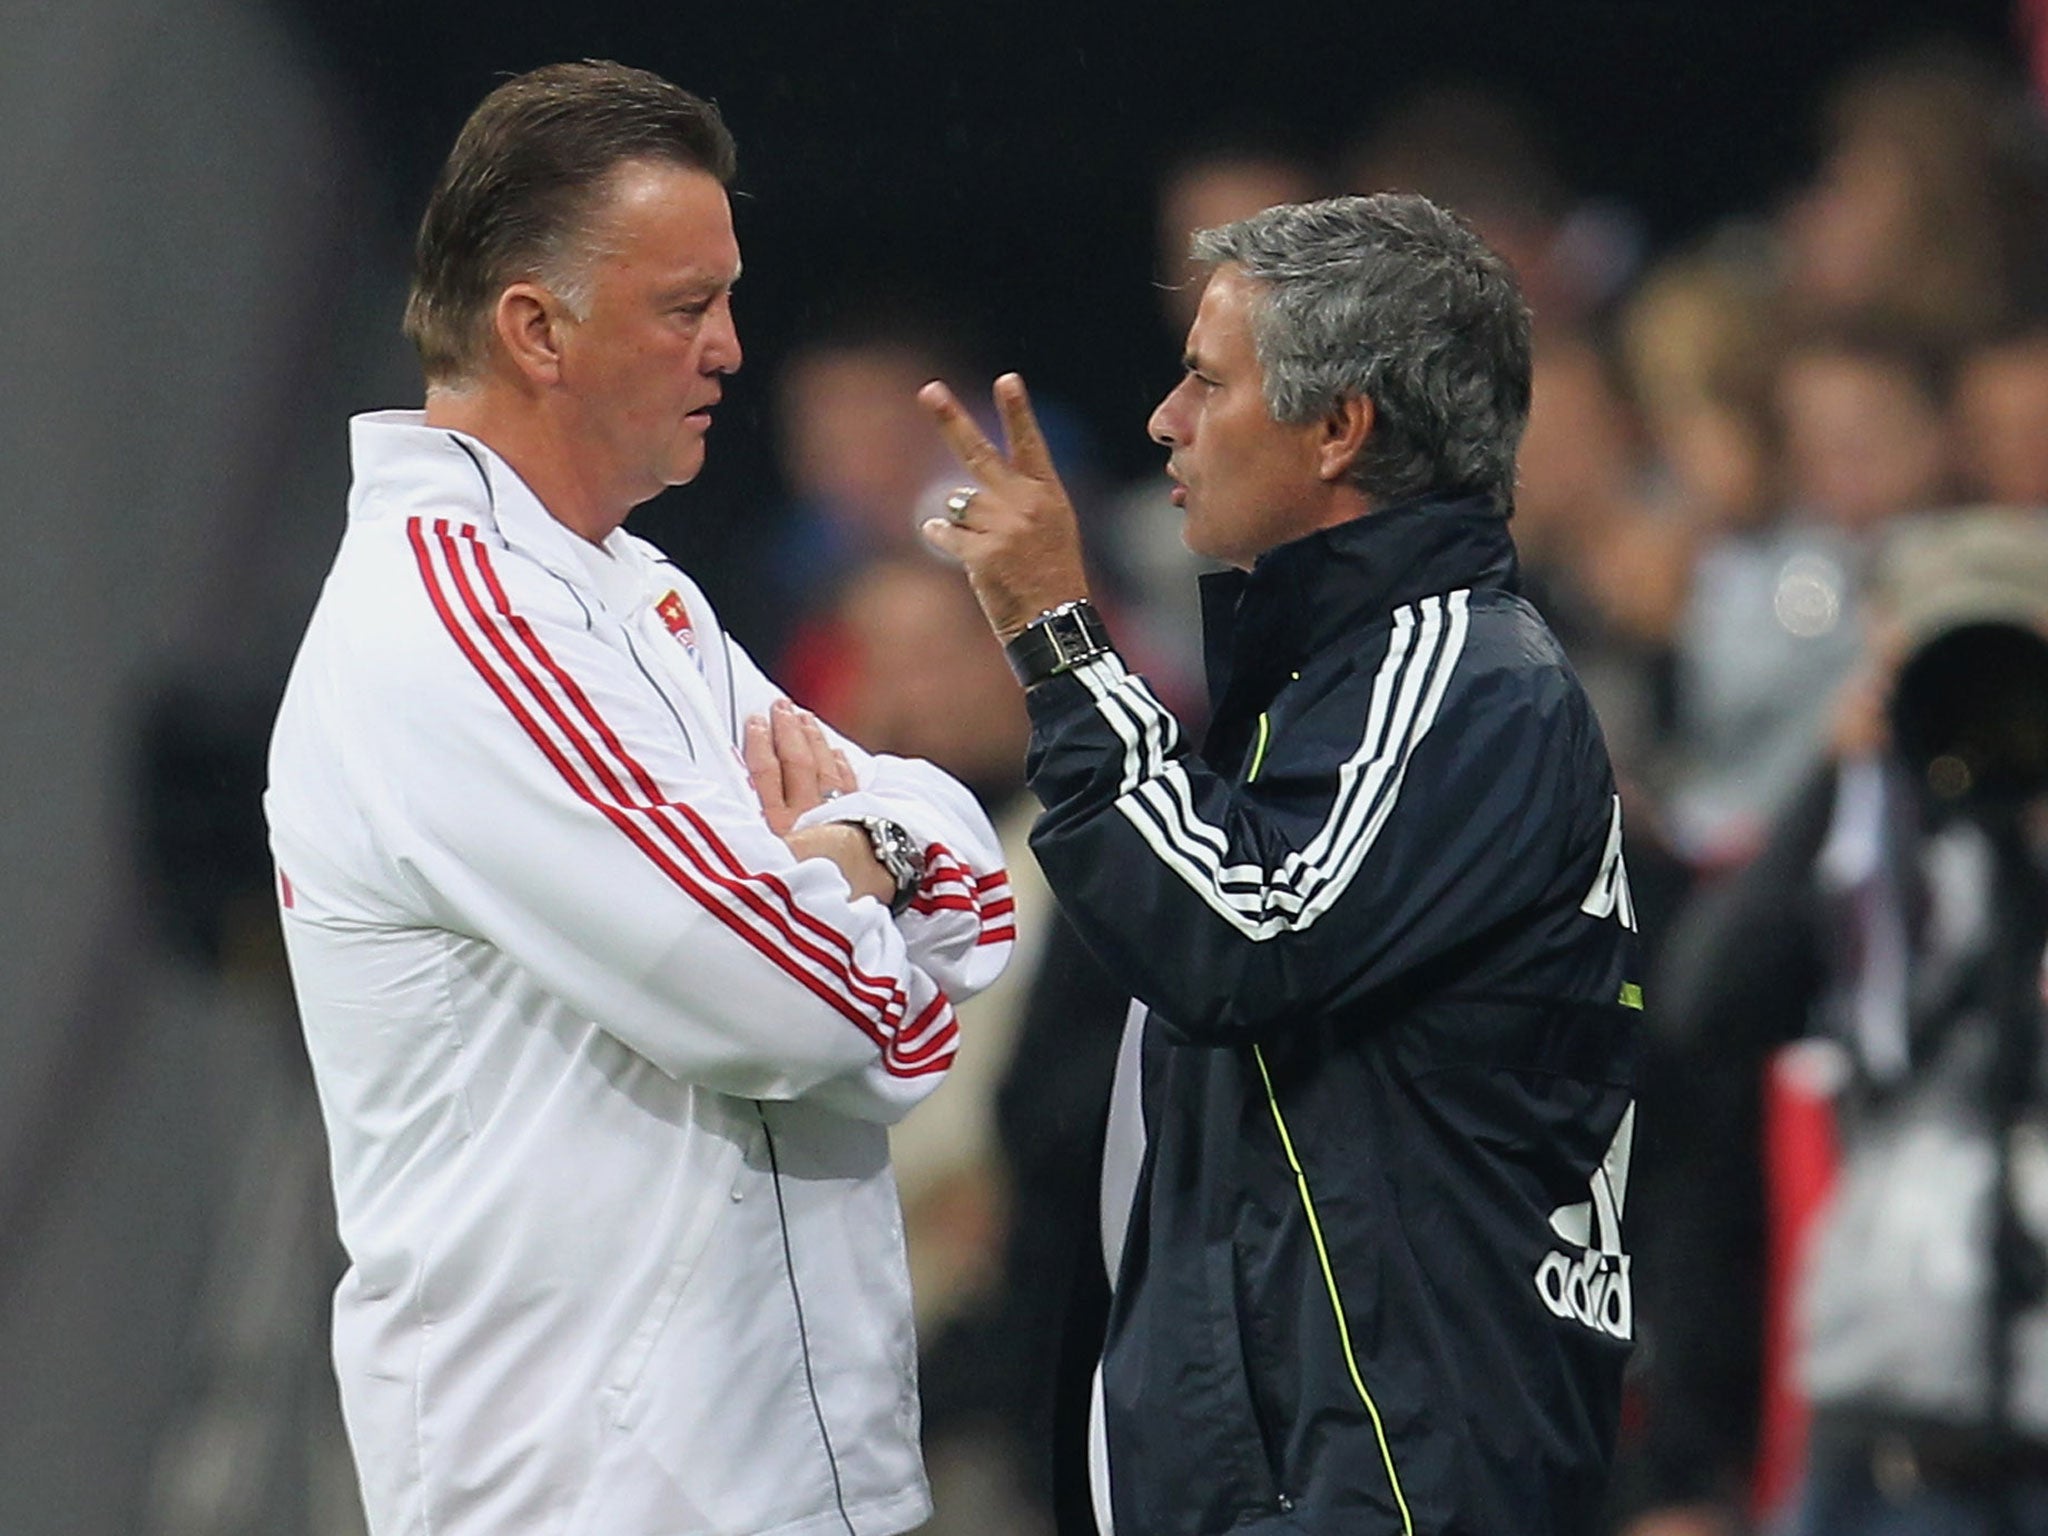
917,372 -> 1090,641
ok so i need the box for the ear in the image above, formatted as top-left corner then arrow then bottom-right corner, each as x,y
1315,394 -> 1373,483
492,281 -> 569,387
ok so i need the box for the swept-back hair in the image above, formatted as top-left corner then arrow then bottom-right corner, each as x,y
1192,193 -> 1532,513
404,60 -> 736,386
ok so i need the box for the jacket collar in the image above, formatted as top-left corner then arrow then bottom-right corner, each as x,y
347,410 -> 648,615
1199,494 -> 1521,714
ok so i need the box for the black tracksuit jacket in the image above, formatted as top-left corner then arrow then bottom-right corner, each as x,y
1023,497 -> 1641,1535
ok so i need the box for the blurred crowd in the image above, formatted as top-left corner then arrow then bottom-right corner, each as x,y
704,40 -> 2048,1536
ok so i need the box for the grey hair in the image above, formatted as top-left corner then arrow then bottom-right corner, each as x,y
421,221 -> 606,395
1189,193 -> 1532,513
532,220 -> 613,323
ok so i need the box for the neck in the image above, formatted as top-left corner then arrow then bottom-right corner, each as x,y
424,382 -> 624,545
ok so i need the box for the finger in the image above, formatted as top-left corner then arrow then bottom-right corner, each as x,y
799,711 -> 853,797
743,715 -> 787,818
993,372 -> 1057,480
770,700 -> 821,808
917,379 -> 1009,482
920,515 -> 974,562
830,747 -> 857,792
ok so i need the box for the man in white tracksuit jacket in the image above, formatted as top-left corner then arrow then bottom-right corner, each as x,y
265,64 -> 1012,1535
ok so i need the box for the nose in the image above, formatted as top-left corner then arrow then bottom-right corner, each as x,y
1149,378 -> 1189,447
703,292 -> 742,376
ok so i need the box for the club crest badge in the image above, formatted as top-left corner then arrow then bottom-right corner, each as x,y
655,591 -> 699,660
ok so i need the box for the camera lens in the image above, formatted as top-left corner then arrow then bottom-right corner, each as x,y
1890,622 -> 2048,812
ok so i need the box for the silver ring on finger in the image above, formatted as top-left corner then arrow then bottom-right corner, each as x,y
943,485 -> 980,525
819,787 -> 845,801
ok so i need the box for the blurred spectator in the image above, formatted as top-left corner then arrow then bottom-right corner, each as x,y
1776,324 -> 1954,537
1778,45 -> 2048,346
770,313 -> 973,704
775,308 -> 1111,722
1099,141 -> 1323,720
1666,324 -> 1955,864
1623,510 -> 2048,1536
1953,327 -> 2048,509
1621,234 -> 1785,543
829,552 -> 1034,815
1342,82 -> 1642,331
1514,331 -> 1685,783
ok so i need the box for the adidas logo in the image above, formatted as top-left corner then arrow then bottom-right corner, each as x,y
1535,1103 -> 1634,1340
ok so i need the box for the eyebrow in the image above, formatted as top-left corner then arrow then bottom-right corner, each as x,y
657,265 -> 742,305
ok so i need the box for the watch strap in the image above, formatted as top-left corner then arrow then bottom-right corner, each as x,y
1004,599 -> 1112,688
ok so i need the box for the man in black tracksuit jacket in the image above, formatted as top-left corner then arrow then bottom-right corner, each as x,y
921,193 -> 1641,1534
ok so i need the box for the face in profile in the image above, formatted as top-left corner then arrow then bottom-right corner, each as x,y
1147,265 -> 1331,571
1777,348 -> 1948,532
553,160 -> 744,504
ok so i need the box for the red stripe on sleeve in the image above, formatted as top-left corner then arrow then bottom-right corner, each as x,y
908,894 -> 980,917
437,526 -> 897,1019
458,528 -> 900,1010
914,843 -> 1017,952
407,519 -> 934,1066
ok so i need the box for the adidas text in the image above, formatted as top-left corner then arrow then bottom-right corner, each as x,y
1536,1248 -> 1633,1340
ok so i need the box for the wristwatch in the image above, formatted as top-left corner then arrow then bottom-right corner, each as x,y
840,815 -> 926,916
1004,599 -> 1113,688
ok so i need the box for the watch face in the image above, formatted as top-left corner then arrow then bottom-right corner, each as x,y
864,818 -> 922,888
854,816 -> 924,916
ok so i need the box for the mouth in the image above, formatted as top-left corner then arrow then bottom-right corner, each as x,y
1166,471 -> 1187,508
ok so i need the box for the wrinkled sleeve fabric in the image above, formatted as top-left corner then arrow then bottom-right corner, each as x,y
1023,597 -> 1598,1043
723,639 -> 1016,1003
358,520 -> 955,1122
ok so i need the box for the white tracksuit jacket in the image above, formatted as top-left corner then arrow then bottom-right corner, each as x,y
266,412 -> 1015,1536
